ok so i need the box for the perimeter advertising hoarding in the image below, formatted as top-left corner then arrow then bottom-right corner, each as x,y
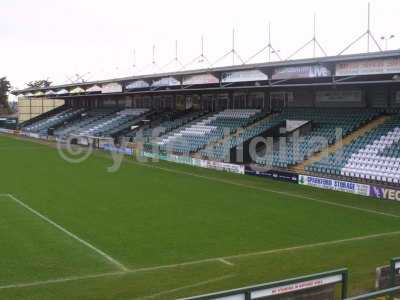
246,168 -> 298,183
221,70 -> 268,83
272,65 -> 331,80
181,269 -> 347,300
369,186 -> 400,201
142,152 -> 244,174
298,174 -> 370,196
0,128 -> 14,134
101,144 -> 133,156
336,57 -> 400,76
251,274 -> 342,299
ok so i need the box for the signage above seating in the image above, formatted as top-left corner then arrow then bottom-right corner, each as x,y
221,69 -> 268,83
182,73 -> 219,85
70,86 -> 85,94
151,77 -> 180,87
33,91 -> 44,97
272,64 -> 331,80
56,89 -> 69,95
86,85 -> 102,93
126,80 -> 150,90
102,82 -> 123,93
336,57 -> 400,76
45,90 -> 56,96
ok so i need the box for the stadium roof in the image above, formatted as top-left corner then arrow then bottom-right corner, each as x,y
13,49 -> 400,95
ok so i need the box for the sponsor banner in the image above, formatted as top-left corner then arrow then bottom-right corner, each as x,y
272,65 -> 331,80
102,82 -> 123,93
204,160 -> 245,174
369,186 -> 400,201
246,168 -> 298,183
77,137 -> 89,146
26,132 -> 40,139
70,86 -> 85,94
56,89 -> 69,95
101,144 -> 133,156
86,85 -> 102,93
126,80 -> 150,90
151,77 -> 180,87
142,152 -> 244,174
298,174 -> 370,196
45,90 -> 56,96
183,73 -> 219,85
251,275 -> 342,299
336,58 -> 400,76
0,128 -> 14,134
33,91 -> 44,97
316,90 -> 362,103
221,69 -> 268,83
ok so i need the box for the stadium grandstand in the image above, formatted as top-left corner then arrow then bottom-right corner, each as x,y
12,49 -> 400,188
3,0 -> 400,298
3,46 -> 400,300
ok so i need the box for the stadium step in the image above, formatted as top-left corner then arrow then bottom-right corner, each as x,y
291,114 -> 390,173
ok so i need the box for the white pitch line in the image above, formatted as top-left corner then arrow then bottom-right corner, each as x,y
5,194 -> 129,272
0,230 -> 399,291
129,160 -> 400,219
125,230 -> 400,274
218,258 -> 235,266
220,230 -> 400,262
0,270 -> 127,290
132,274 -> 235,300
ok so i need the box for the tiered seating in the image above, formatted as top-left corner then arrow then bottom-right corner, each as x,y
255,108 -> 378,168
54,108 -> 118,137
78,108 -> 149,137
200,109 -> 377,165
125,110 -> 203,140
55,108 -> 148,138
307,115 -> 400,184
152,109 -> 262,154
199,111 -> 272,161
23,107 -> 85,134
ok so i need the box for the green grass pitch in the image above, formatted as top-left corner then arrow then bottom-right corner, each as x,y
0,134 -> 400,300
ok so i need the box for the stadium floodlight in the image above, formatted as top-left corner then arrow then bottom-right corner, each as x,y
380,35 -> 395,50
65,72 -> 91,84
181,35 -> 211,70
286,13 -> 328,60
339,2 -> 382,55
246,22 -> 282,63
161,40 -> 184,71
132,49 -> 137,74
210,28 -> 244,67
137,45 -> 163,75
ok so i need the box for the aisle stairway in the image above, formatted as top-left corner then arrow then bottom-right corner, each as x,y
292,115 -> 389,172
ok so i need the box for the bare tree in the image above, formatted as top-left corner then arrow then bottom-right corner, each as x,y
0,77 -> 11,114
26,79 -> 52,89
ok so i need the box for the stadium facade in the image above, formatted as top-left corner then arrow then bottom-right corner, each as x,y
10,49 -> 400,200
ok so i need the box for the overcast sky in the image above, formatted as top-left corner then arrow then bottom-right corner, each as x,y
1,0 -> 399,94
